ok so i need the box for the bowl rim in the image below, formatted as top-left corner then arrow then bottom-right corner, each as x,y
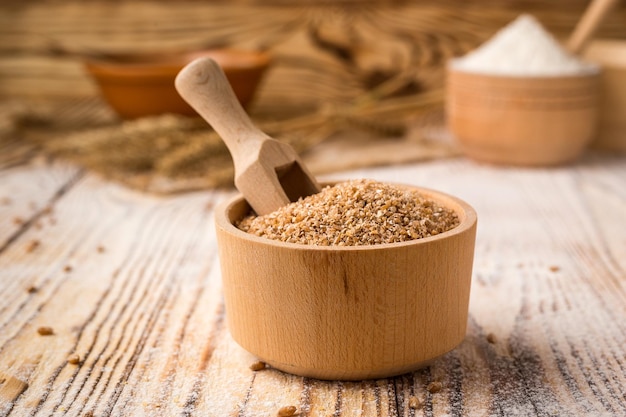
215,181 -> 478,252
446,62 -> 601,80
84,47 -> 272,76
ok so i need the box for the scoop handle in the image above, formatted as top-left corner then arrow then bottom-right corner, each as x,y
175,57 -> 269,159
566,0 -> 618,54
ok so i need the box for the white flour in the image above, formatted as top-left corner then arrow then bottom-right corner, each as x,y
451,14 -> 598,76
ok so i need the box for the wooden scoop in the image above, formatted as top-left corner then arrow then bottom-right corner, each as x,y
566,0 -> 618,54
175,57 -> 320,215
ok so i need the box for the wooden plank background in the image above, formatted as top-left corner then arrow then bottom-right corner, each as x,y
2,0 -> 626,111
2,0 -> 625,194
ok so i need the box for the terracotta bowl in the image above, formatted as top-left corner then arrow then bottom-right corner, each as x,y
446,67 -> 600,166
215,183 -> 477,380
84,49 -> 271,119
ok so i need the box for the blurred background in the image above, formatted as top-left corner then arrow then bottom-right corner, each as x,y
2,0 -> 625,193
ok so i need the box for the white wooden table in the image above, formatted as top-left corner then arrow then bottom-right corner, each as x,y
1,153 -> 625,416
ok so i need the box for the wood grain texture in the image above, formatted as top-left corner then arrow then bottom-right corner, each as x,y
0,160 -> 81,249
582,40 -> 626,152
1,153 -> 625,416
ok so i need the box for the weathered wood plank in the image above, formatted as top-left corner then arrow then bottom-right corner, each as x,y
0,154 -> 625,416
0,160 -> 81,252
325,156 -> 626,416
0,164 -> 232,416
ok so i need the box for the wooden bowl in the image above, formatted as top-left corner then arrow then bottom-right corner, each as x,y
583,40 -> 626,152
215,183 -> 477,380
84,49 -> 271,119
446,68 -> 600,166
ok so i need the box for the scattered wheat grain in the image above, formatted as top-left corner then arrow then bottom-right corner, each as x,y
25,239 -> 40,253
67,354 -> 81,365
37,326 -> 54,336
277,405 -> 297,416
249,361 -> 266,371
408,396 -> 422,409
427,381 -> 443,394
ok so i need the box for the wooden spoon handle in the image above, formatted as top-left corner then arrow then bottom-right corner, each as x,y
566,0 -> 619,54
175,57 -> 269,158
